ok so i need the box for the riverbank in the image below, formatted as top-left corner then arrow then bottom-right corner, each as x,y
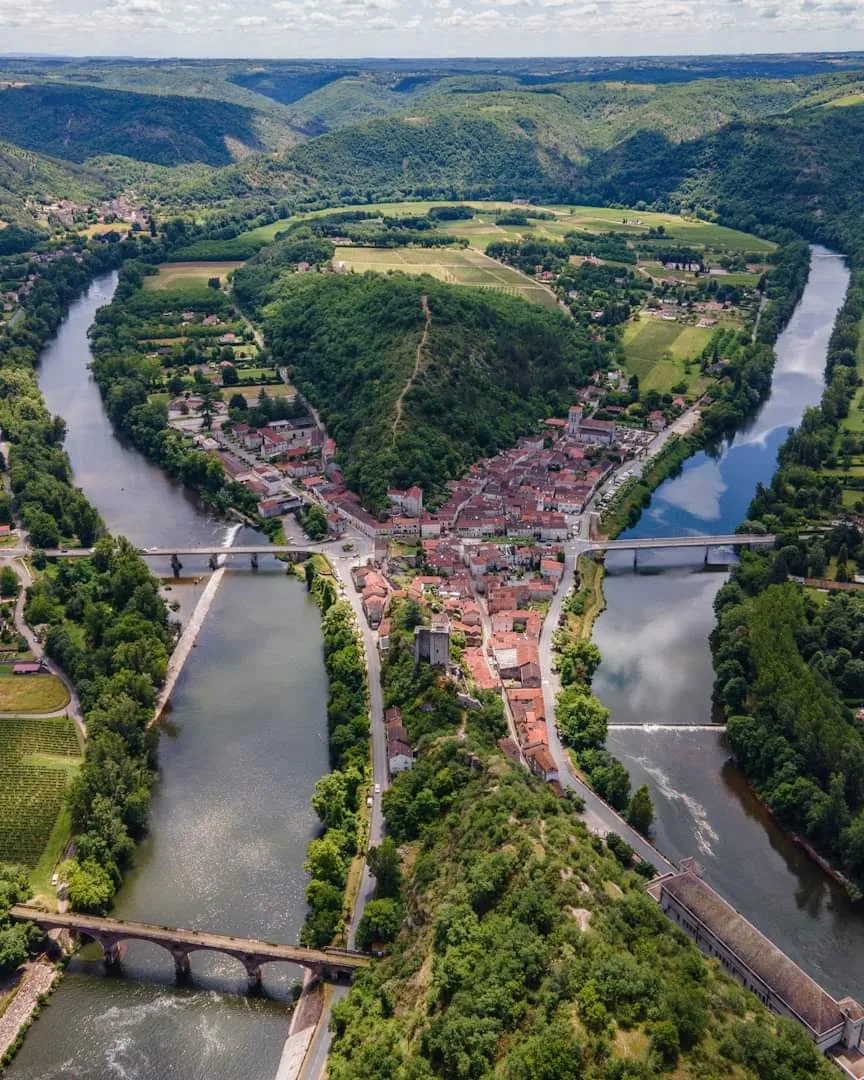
0,960 -> 59,1068
595,248 -> 864,1002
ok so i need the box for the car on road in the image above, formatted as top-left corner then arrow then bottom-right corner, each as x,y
374,783 -> 381,795
366,795 -> 373,808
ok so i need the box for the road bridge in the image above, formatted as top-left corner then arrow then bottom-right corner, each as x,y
582,533 -> 776,568
9,906 -> 369,990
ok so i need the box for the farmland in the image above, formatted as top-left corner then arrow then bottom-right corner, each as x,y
0,670 -> 70,713
143,261 -> 244,290
621,318 -> 718,394
0,715 -> 82,868
240,200 -> 777,256
333,246 -> 560,309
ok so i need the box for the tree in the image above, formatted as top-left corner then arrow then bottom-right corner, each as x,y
368,837 -> 402,898
0,566 -> 19,598
222,364 -> 239,386
651,1019 -> 680,1066
627,785 -> 654,835
208,276 -> 221,289
60,858 -> 115,914
557,689 -> 609,751
304,835 -> 347,887
229,393 -> 247,411
25,509 -> 60,549
197,383 -> 220,430
357,897 -> 403,950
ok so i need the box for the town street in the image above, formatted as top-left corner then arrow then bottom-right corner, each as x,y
539,540 -> 674,873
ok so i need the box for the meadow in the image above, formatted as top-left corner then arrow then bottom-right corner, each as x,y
143,261 -> 244,290
333,245 -> 560,309
0,715 -> 82,869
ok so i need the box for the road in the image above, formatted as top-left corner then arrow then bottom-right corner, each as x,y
3,553 -> 85,735
538,543 -> 674,874
298,553 -> 389,1080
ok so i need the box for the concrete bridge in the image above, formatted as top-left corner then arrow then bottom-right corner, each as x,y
9,906 -> 369,990
4,543 -> 333,575
583,533 -> 776,567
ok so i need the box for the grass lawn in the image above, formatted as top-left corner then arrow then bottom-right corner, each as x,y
143,261 -> 245,290
235,366 -> 277,380
81,222 -> 129,238
148,392 -> 170,408
0,716 -> 83,871
222,383 -> 295,401
333,245 -> 560,310
0,672 -> 70,713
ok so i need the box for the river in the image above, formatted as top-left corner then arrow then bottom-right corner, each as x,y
7,274 -> 331,1079
594,246 -> 864,999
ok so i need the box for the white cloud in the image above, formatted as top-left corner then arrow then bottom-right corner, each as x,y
234,13 -> 269,23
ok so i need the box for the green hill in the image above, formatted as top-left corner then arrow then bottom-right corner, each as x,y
0,84 -> 267,166
0,140 -> 108,230
240,269 -> 606,508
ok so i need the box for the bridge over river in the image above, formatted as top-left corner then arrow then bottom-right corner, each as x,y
0,532 -> 777,567
9,906 -> 369,990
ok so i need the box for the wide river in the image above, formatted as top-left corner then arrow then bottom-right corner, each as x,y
8,273 -> 331,1078
596,246 -> 864,999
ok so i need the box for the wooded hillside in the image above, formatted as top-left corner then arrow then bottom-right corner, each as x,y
242,269 -> 607,508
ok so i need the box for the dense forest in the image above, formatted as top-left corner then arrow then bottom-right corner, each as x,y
238,266 -> 608,509
0,85 -> 269,167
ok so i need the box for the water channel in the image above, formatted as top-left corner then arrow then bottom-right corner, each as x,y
8,274 -> 330,1079
595,246 -> 864,999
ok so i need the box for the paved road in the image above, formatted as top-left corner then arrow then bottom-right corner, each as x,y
5,556 -> 85,735
298,557 -> 389,1080
538,544 -> 674,874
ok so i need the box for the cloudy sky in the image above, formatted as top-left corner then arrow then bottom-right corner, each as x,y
1,0 -> 863,58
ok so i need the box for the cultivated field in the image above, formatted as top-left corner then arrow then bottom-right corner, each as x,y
143,261 -> 244,290
621,318 -> 717,394
241,201 -> 776,256
0,670 -> 70,713
0,715 -> 82,868
333,246 -> 560,309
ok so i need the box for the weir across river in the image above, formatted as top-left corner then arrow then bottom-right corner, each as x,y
9,907 -> 369,990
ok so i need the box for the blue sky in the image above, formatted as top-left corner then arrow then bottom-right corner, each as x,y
1,0 -> 863,58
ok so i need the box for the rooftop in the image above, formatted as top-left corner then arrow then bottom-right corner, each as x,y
658,869 -> 857,1036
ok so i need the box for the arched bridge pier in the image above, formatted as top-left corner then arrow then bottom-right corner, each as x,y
9,906 -> 368,993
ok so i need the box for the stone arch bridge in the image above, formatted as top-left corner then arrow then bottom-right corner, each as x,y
10,906 -> 369,991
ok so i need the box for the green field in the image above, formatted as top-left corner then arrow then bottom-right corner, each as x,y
621,318 -> 716,393
223,382 -> 295,402
0,715 -> 82,868
143,261 -> 245,290
0,670 -> 70,713
333,246 -> 560,309
839,316 -> 864,437
239,201 -> 775,256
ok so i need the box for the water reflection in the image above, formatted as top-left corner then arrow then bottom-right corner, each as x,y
8,276 -> 331,1077
596,248 -> 864,998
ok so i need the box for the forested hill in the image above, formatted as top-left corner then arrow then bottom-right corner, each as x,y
241,270 -> 606,508
0,84 -> 268,166
576,104 -> 864,257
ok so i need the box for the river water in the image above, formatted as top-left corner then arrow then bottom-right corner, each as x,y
8,274 -> 330,1079
595,247 -> 864,998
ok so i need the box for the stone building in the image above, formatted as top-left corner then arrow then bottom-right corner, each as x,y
650,861 -> 864,1060
414,613 -> 450,667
